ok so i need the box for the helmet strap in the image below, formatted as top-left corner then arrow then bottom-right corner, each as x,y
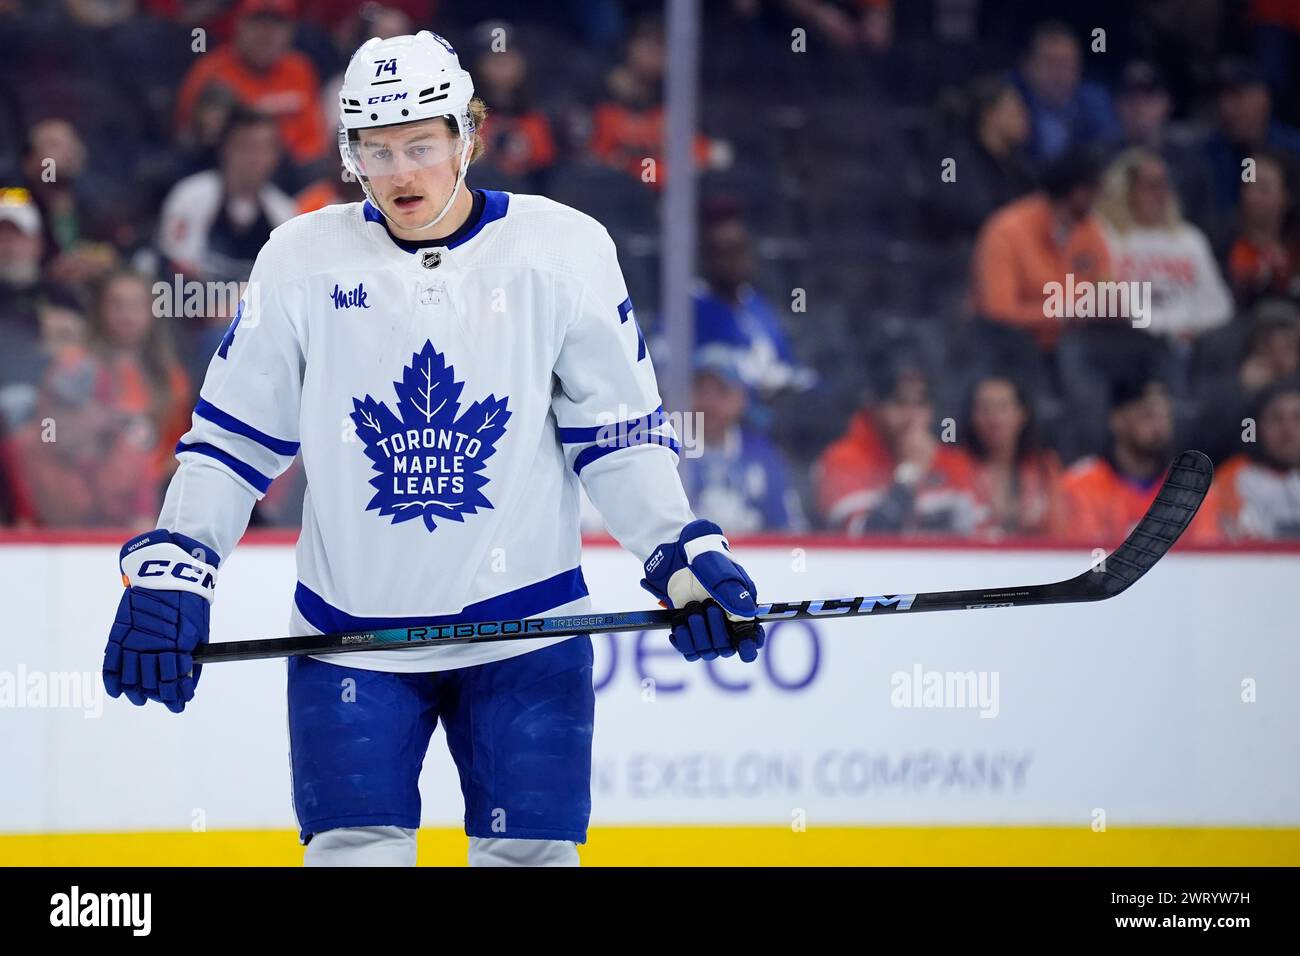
351,117 -> 476,235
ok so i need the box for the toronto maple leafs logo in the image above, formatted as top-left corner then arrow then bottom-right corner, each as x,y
350,341 -> 510,532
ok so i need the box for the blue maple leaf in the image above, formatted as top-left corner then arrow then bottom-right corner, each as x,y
349,340 -> 510,532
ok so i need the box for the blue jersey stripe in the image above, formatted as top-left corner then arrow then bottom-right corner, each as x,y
573,432 -> 681,476
294,565 -> 590,634
557,406 -> 666,444
194,399 -> 300,457
175,441 -> 274,494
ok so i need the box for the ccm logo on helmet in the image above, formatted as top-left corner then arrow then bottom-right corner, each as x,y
428,31 -> 456,54
368,93 -> 409,104
138,559 -> 215,590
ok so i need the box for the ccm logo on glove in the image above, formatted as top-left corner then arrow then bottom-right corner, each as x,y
136,559 -> 216,589
120,537 -> 218,598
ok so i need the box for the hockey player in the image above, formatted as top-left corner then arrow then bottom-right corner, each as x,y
101,31 -> 765,867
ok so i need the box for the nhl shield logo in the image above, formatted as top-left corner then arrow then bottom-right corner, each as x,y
421,249 -> 442,269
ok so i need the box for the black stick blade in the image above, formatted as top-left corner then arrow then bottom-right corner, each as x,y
1083,449 -> 1214,599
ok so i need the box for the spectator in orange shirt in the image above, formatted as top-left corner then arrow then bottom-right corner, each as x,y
588,16 -> 713,190
295,141 -> 365,214
7,292 -> 158,528
1213,377 -> 1300,540
175,0 -> 328,174
468,23 -> 557,191
962,374 -> 1065,537
87,270 -> 193,478
1227,150 -> 1300,304
1057,377 -> 1223,545
972,149 -> 1113,352
815,363 -> 986,536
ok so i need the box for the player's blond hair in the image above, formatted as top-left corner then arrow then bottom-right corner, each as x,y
463,96 -> 488,166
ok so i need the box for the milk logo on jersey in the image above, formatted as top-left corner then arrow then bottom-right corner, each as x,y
350,340 -> 510,532
331,282 -> 370,309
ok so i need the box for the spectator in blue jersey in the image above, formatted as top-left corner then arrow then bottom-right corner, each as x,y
1012,20 -> 1119,168
691,212 -> 815,400
685,347 -> 806,533
1204,58 -> 1300,217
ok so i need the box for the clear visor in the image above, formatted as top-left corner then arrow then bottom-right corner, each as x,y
344,121 -> 463,180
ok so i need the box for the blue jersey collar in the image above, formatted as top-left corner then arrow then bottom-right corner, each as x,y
363,189 -> 509,253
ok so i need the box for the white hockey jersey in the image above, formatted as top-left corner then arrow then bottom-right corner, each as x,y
160,191 -> 693,671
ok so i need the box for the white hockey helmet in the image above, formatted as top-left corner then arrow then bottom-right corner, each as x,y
338,30 -> 476,230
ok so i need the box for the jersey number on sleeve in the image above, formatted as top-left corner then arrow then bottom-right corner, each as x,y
618,297 -> 647,362
217,301 -> 243,360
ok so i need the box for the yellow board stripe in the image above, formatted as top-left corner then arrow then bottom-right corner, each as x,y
3,827 -> 1298,867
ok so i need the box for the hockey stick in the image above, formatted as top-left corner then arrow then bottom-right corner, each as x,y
193,450 -> 1212,664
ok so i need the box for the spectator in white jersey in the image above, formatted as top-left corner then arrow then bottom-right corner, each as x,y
1214,377 -> 1300,539
157,107 -> 296,283
1097,147 -> 1234,343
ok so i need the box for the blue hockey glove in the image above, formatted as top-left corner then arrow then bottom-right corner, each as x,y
103,530 -> 219,714
641,519 -> 765,663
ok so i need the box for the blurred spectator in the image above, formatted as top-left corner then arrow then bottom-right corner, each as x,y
0,437 -> 31,525
158,108 -> 296,282
295,141 -> 365,214
1213,377 -> 1300,539
692,213 -> 814,400
1057,377 -> 1222,543
88,269 -> 193,477
5,293 -> 158,528
468,22 -> 557,191
971,149 -> 1112,351
1097,148 -> 1233,342
251,456 -> 307,527
927,76 -> 1034,240
20,118 -> 120,283
172,84 -> 239,184
1226,150 -> 1300,303
1252,0 -> 1300,124
1012,20 -> 1119,167
587,16 -> 713,190
292,0 -> 432,40
0,189 -> 48,431
1203,58 -> 1300,215
1196,299 -> 1300,464
1112,60 -> 1217,237
177,279 -> 244,399
174,0 -> 328,176
3,287 -> 88,446
685,348 -> 806,533
814,363 -> 985,535
962,374 -> 1065,536
780,0 -> 893,51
